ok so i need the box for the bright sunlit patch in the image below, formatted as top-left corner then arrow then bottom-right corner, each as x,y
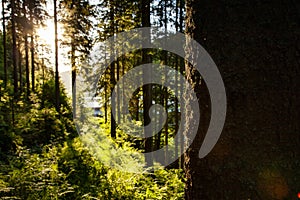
36,19 -> 62,55
36,19 -> 70,73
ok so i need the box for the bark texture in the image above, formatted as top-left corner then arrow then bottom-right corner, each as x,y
184,0 -> 299,199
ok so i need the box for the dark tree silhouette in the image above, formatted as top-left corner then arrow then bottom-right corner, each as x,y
141,0 -> 153,168
184,0 -> 299,199
54,0 -> 60,112
11,0 -> 18,94
2,0 -> 7,88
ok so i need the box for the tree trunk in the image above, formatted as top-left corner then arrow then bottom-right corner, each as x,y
11,0 -> 18,95
2,0 -> 7,88
29,9 -> 35,92
18,47 -> 22,93
109,0 -> 116,139
71,41 -> 76,117
24,20 -> 30,98
141,0 -> 153,168
22,0 -> 29,97
163,0 -> 169,166
104,46 -> 108,123
104,82 -> 108,123
179,0 -> 185,169
155,91 -> 164,153
54,0 -> 60,112
110,62 -> 116,138
116,55 -> 121,124
173,0 -> 180,169
184,0 -> 300,199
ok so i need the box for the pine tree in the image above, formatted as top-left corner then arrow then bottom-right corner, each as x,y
60,0 -> 94,117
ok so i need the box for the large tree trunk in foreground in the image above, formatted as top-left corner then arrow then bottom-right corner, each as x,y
184,0 -> 299,199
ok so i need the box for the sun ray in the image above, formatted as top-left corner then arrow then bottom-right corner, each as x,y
36,19 -> 69,72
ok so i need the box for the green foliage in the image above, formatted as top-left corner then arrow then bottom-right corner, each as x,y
0,75 -> 184,200
0,2 -> 186,199
0,81 -> 17,160
1,145 -> 74,199
16,106 -> 64,146
0,138 -> 184,199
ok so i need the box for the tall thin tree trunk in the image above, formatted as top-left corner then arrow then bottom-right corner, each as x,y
109,0 -> 116,138
41,58 -> 45,108
71,41 -> 76,117
25,35 -> 30,97
141,0 -> 153,168
155,91 -> 164,153
163,0 -> 169,166
2,0 -> 7,88
179,0 -> 184,169
121,50 -> 126,122
173,0 -> 180,168
116,53 -> 121,124
136,94 -> 139,121
174,59 -> 179,168
115,26 -> 120,124
54,0 -> 60,112
164,85 -> 169,165
11,0 -> 18,95
104,83 -> 107,123
30,9 -> 35,91
104,47 -> 108,123
110,62 -> 116,138
23,0 -> 30,98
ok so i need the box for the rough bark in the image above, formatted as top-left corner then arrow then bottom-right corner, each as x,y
184,0 -> 299,199
24,24 -> 30,97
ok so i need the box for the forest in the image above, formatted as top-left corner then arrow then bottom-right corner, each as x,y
0,0 -> 299,199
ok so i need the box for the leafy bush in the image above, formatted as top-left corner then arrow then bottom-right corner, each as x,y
0,138 -> 184,200
0,76 -> 184,200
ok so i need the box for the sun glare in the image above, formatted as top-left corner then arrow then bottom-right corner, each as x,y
36,19 -> 70,72
36,19 -> 64,55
